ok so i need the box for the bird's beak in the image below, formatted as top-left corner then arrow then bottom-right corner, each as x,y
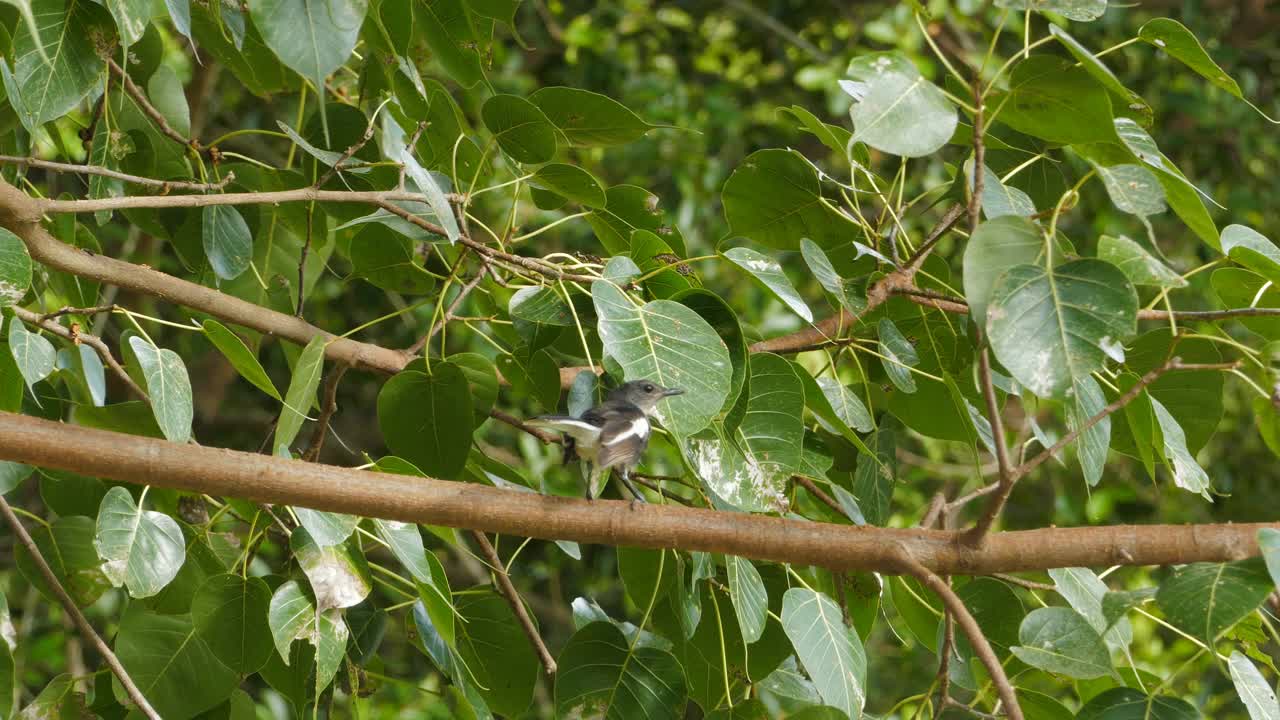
662,388 -> 685,397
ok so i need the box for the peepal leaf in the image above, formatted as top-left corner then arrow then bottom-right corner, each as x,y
1260,528 -> 1280,592
1150,396 -> 1212,500
1077,688 -> 1201,720
202,319 -> 282,400
275,335 -> 326,452
0,228 -> 32,305
1011,607 -> 1113,679
995,0 -> 1106,22
191,574 -> 274,673
593,280 -> 731,436
1140,18 -> 1242,98
1094,163 -> 1167,217
726,555 -> 768,644
1156,559 -> 1274,645
293,508 -> 360,546
963,215 -> 1046,326
735,354 -> 805,477
376,363 -> 474,479
482,94 -> 558,164
9,0 -> 109,130
1229,651 -> 1280,720
202,205 -> 254,280
1068,376 -> 1110,487
782,588 -> 866,719
877,319 -> 918,394
1049,567 -> 1132,651
129,337 -> 194,443
724,247 -> 812,322
722,149 -> 861,250
987,260 -> 1137,398
114,607 -> 240,719
555,621 -> 686,720
842,52 -> 956,158
969,162 -> 1036,218
801,238 -> 866,316
530,163 -> 606,208
9,318 -> 55,392
1222,225 -> 1280,286
384,115 -> 460,242
292,527 -> 372,611
816,377 -> 873,434
990,56 -> 1117,145
268,579 -> 314,661
94,486 -> 186,598
1098,235 -> 1186,288
531,87 -> 657,146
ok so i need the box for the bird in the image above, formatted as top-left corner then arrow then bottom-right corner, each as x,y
525,380 -> 684,502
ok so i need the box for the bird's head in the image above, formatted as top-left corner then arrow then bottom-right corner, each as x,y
611,380 -> 684,414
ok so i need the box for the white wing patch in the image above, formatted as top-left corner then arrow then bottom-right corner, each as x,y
603,416 -> 649,446
525,417 -> 602,445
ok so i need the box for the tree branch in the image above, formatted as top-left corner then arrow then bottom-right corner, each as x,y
0,494 -> 162,719
35,187 -> 463,215
13,307 -> 149,402
0,155 -> 232,192
470,530 -> 557,676
0,411 -> 1272,576
107,58 -> 200,151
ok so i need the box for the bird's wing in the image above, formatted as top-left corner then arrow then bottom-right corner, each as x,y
525,416 -> 603,445
596,414 -> 650,469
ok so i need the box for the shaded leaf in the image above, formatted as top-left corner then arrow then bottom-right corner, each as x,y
0,228 -> 32,306
1156,559 -> 1274,645
1094,163 -> 1167,217
722,149 -> 861,250
1077,687 -> 1201,720
877,319 -> 918,394
114,606 -> 240,720
1011,607 -> 1112,679
482,94 -> 557,164
377,363 -> 474,479
962,215 -> 1046,326
191,574 -> 274,673
1098,235 -> 1185,288
727,556 -> 768,644
989,56 -> 1116,145
1150,395 -> 1211,500
275,335 -> 325,452
1068,376 -> 1111,487
555,621 -> 686,720
8,0 -> 109,130
531,87 -> 656,146
202,319 -> 281,400
530,163 -> 606,208
781,588 -> 866,719
1140,18 -> 1241,97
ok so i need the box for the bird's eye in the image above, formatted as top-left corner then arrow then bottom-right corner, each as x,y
643,384 -> 655,393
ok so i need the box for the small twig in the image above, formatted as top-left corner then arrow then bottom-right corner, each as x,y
107,58 -> 200,151
296,202 -> 315,316
489,408 -> 561,444
14,307 -> 148,402
901,555 -> 1024,720
968,348 -> 1014,546
919,492 -> 947,529
968,75 -> 986,232
469,530 -> 557,676
0,155 -> 232,192
936,602 -> 956,708
793,475 -> 851,521
0,495 -> 163,719
315,120 -> 378,188
631,475 -> 691,505
37,303 -> 120,322
303,362 -> 351,461
36,187 -> 465,215
990,573 -> 1056,592
409,256 -> 488,355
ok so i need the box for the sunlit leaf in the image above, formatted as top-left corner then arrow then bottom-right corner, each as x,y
129,336 -> 194,443
0,228 -> 32,306
1098,235 -> 1185,288
8,318 -> 55,394
1139,18 -> 1242,98
727,556 -> 768,644
292,527 -> 372,612
94,486 -> 186,598
275,335 -> 325,452
1229,651 -> 1280,720
843,52 -> 956,158
1260,528 -> 1280,592
724,247 -> 812,322
781,588 -> 866,719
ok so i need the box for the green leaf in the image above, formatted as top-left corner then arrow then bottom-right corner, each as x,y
147,65 -> 190,136
1093,163 -> 1167,217
1049,25 -> 1150,121
8,0 -> 110,130
962,215 -> 1046,326
1068,376 -> 1110,487
17,516 -> 111,608
1102,588 -> 1157,629
0,228 -> 32,306
1222,225 -> 1280,286
1114,118 -> 1222,216
852,427 -> 896,526
815,377 -> 873,434
94,486 -> 186,598
268,579 -> 313,661
202,319 -> 281,400
618,547 -> 674,609
968,161 -> 1036,218
104,0 -> 150,45
1156,559 -> 1274,645
292,527 -> 372,611
781,588 -> 866,719
114,606 -> 240,720
348,224 -> 437,295
415,0 -> 486,88
482,94 -> 558,164
801,238 -> 866,316
451,352 -> 498,427
556,621 -> 686,720
723,247 -> 813,322
1260,529 -> 1280,592
1230,651 -> 1280,720
0,461 -> 32,495
877,318 -> 919,394
733,353 -> 805,494
1212,269 -> 1280,341
376,363 -> 474,479
994,0 -> 1106,21
1011,607 -> 1113,679
530,87 -> 656,146
382,114 -> 461,242
586,185 -> 687,256
1077,688 -> 1201,720
275,335 -> 325,452
1150,395 -> 1211,500
529,163 -> 606,208
128,336 -> 194,443
722,149 -> 861,250
1139,18 -> 1242,98
509,286 -> 574,326
8,318 -> 55,393
989,56 -> 1116,145
313,609 -> 348,693
1049,567 -> 1132,651
726,556 -> 768,644
17,675 -> 85,720
987,260 -> 1137,398
1098,235 -> 1185,288
293,508 -> 359,546
593,280 -> 731,437
249,0 -> 364,135
455,590 -> 538,716
191,574 -> 274,673
202,205 -> 254,281
842,52 -> 957,158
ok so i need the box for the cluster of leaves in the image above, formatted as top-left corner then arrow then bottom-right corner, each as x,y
0,0 -> 1279,718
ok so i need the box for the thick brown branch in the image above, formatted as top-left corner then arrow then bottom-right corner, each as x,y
0,495 -> 162,719
0,411 -> 1272,575
35,187 -> 463,215
13,307 -> 149,402
0,155 -> 232,192
470,530 -> 557,676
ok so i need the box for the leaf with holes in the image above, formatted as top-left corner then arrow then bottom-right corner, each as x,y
94,487 -> 186,599
129,337 -> 194,443
842,52 -> 956,158
593,280 -> 731,436
987,260 -> 1137,398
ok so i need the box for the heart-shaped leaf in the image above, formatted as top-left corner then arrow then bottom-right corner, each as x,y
1156,558 -> 1274,645
129,336 -> 194,443
8,318 -> 55,393
962,215 -> 1047,326
6,0 -> 109,130
482,94 -> 558,164
556,621 -> 686,719
722,149 -> 861,250
530,163 -> 606,208
191,574 -> 274,673
0,228 -> 32,306
291,527 -> 372,612
782,588 -> 866,719
376,362 -> 474,479
1011,607 -> 1113,679
531,87 -> 657,146
94,487 -> 186,599
842,52 -> 956,158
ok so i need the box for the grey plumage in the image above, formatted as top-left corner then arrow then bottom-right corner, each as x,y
526,380 -> 683,501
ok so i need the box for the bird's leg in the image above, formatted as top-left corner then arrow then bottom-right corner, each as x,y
617,468 -> 647,509
582,461 -> 596,502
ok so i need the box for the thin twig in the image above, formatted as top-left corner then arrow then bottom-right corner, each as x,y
891,287 -> 1280,322
470,530 -> 557,676
409,256 -> 487,355
990,573 -> 1056,591
37,304 -> 120,322
13,307 -> 148,402
107,58 -> 199,151
901,555 -> 1024,720
304,362 -> 351,461
793,475 -> 851,521
969,348 -> 1013,546
315,120 -> 378,188
0,495 -> 162,719
296,202 -> 314,316
0,155 -> 232,192
489,408 -> 561,444
36,187 -> 464,214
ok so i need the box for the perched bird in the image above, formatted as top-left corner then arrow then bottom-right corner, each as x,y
526,380 -> 684,502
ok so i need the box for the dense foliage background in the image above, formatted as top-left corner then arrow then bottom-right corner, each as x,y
0,0 -> 1279,718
